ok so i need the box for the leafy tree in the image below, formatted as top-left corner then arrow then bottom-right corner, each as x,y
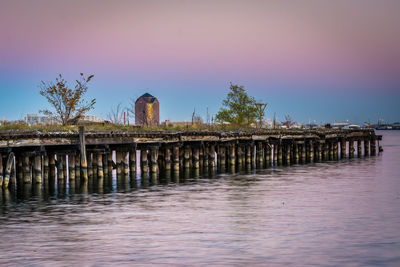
39,73 -> 96,125
215,83 -> 257,126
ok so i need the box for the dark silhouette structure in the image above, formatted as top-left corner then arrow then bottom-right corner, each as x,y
135,93 -> 159,126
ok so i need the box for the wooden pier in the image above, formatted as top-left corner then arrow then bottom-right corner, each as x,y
0,127 -> 382,189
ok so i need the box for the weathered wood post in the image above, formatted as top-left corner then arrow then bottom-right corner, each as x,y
236,145 -> 243,166
116,150 -> 123,176
329,140 -> 334,160
92,152 -> 98,177
219,145 -> 226,170
23,154 -> 31,183
57,154 -> 64,180
87,153 -> 93,178
150,147 -> 159,174
364,139 -> 369,156
184,145 -> 191,169
203,144 -> 209,168
273,143 -> 278,165
349,139 -> 355,158
123,151 -> 129,175
172,145 -> 180,172
300,142 -> 306,163
229,143 -> 236,167
0,153 -> 3,187
286,142 -> 292,165
75,153 -> 81,180
79,126 -> 88,180
334,141 -> 339,160
264,143 -> 271,166
245,143 -> 252,166
357,139 -> 362,158
97,152 -> 104,178
209,143 -> 216,168
49,153 -> 56,180
17,155 -> 24,184
193,146 -> 200,169
340,138 -> 346,159
141,149 -> 149,174
69,154 -> 76,180
3,152 -> 15,188
107,152 -> 113,176
292,143 -> 299,164
371,138 -> 376,156
34,154 -> 42,183
309,141 -> 314,163
256,142 -> 263,168
164,147 -> 171,170
129,145 -> 137,174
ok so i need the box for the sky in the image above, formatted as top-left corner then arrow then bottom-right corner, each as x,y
0,0 -> 399,125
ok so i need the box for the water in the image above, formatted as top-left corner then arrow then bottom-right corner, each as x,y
1,131 -> 399,266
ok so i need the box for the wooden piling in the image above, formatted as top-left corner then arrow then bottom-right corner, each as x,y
57,154 -> 64,180
43,154 -> 49,181
97,153 -> 104,178
256,142 -> 263,168
264,143 -> 271,166
193,146 -> 200,169
129,146 -> 137,174
357,139 -> 362,158
69,154 -> 76,180
209,144 -> 216,168
364,139 -> 369,156
164,147 -> 171,170
92,152 -> 98,177
349,139 -> 355,158
141,149 -> 149,174
0,153 -> 3,187
371,138 -> 376,156
34,154 -> 42,183
150,147 -> 159,173
23,155 -> 31,183
286,143 -> 292,164
79,126 -> 88,180
340,138 -> 346,159
3,152 -> 14,188
172,145 -> 179,172
107,152 -> 113,175
49,153 -> 56,179
116,151 -> 123,175
184,145 -> 191,169
229,143 -> 235,166
75,153 -> 81,180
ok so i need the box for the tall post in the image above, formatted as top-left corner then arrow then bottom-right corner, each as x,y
98,152 -> 104,178
75,153 -> 81,180
219,145 -> 226,170
107,152 -> 113,175
309,141 -> 314,163
57,154 -> 64,180
193,146 -> 200,169
49,153 -> 56,180
273,143 -> 278,165
264,143 -> 271,166
69,154 -> 76,180
209,144 -> 216,168
364,139 -> 369,156
43,154 -> 49,181
329,141 -> 334,160
236,145 -> 243,166
172,145 -> 180,172
301,143 -> 306,163
92,152 -> 98,177
141,149 -> 149,174
150,147 -> 159,174
0,153 -> 3,187
123,151 -> 129,175
229,143 -> 236,167
184,145 -> 191,169
79,126 -> 88,180
349,139 -> 354,158
3,153 -> 14,188
357,139 -> 362,158
116,150 -> 123,176
23,155 -> 31,183
130,145 -> 137,174
286,143 -> 292,165
371,138 -> 376,156
34,154 -> 42,183
164,147 -> 171,170
256,142 -> 263,168
293,143 -> 299,164
340,138 -> 346,159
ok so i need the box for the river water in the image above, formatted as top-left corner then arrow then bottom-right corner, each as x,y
0,131 -> 399,266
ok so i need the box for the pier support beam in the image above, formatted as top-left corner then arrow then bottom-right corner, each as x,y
340,138 -> 346,159
69,154 -> 76,180
116,151 -> 123,176
193,146 -> 200,169
208,144 -> 216,168
293,143 -> 299,164
357,139 -> 362,158
286,143 -> 292,165
141,149 -> 149,174
23,155 -> 31,183
57,154 -> 64,180
349,139 -> 355,158
34,154 -> 42,183
364,139 -> 369,156
79,126 -> 88,180
164,147 -> 171,170
130,146 -> 137,175
264,143 -> 271,166
228,143 -> 236,166
184,145 -> 191,169
3,153 -> 14,188
150,147 -> 159,174
256,142 -> 263,168
371,138 -> 376,156
172,145 -> 180,172
97,153 -> 104,178
309,141 -> 314,163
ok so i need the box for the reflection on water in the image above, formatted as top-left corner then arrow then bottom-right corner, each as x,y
0,131 -> 399,266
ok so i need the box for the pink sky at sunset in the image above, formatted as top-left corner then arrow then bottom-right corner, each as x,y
1,0 -> 399,123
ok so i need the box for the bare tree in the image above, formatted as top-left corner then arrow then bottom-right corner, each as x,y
107,103 -> 124,124
39,73 -> 95,125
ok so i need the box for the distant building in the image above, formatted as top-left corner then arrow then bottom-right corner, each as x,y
82,115 -> 103,123
135,93 -> 160,126
25,114 -> 59,125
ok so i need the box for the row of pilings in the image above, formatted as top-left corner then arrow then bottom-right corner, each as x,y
0,134 -> 379,190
